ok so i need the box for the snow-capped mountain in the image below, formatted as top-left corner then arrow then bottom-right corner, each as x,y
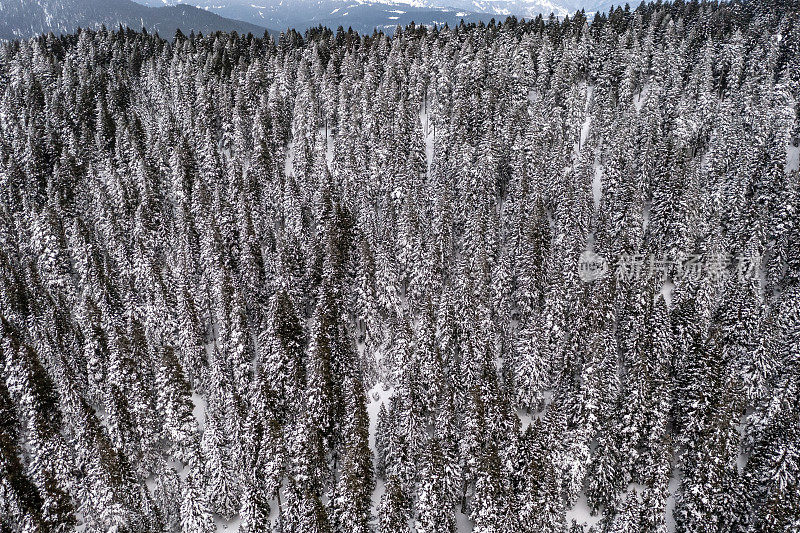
132,0 -> 613,35
132,0 -> 495,34
0,0 -> 618,43
445,0 -> 571,17
437,0 -> 618,18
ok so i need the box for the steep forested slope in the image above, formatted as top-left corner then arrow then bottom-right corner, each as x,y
0,1 -> 799,532
0,0 -> 270,41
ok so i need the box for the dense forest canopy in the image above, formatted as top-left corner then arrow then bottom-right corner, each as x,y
0,1 -> 799,532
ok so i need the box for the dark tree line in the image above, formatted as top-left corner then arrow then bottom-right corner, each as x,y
0,1 -> 799,532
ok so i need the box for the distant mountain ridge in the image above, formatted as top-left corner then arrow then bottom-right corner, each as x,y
133,0 -> 620,34
0,0 -> 620,44
0,0 -> 273,41
136,0 -> 498,34
442,0 -> 620,18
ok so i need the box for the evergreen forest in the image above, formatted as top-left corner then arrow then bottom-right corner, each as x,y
0,1 -> 799,531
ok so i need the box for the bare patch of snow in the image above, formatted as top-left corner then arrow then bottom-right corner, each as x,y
455,509 -> 473,532
191,392 -> 207,432
372,477 -> 386,514
145,473 -> 157,493
419,106 -> 434,176
666,467 -> 681,532
326,131 -> 335,168
634,84 -> 650,112
786,143 -> 799,174
284,139 -> 295,177
659,278 -> 675,307
516,408 -> 534,431
592,159 -> 602,211
580,110 -> 592,150
566,491 -> 603,529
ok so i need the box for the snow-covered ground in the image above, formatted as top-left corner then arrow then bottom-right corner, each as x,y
455,509 -> 473,532
566,491 -> 604,529
367,382 -> 394,518
659,278 -> 675,307
666,468 -> 681,532
284,138 -> 295,177
191,391 -> 208,431
634,84 -> 650,112
592,158 -> 603,211
419,104 -> 434,176
787,142 -> 799,174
